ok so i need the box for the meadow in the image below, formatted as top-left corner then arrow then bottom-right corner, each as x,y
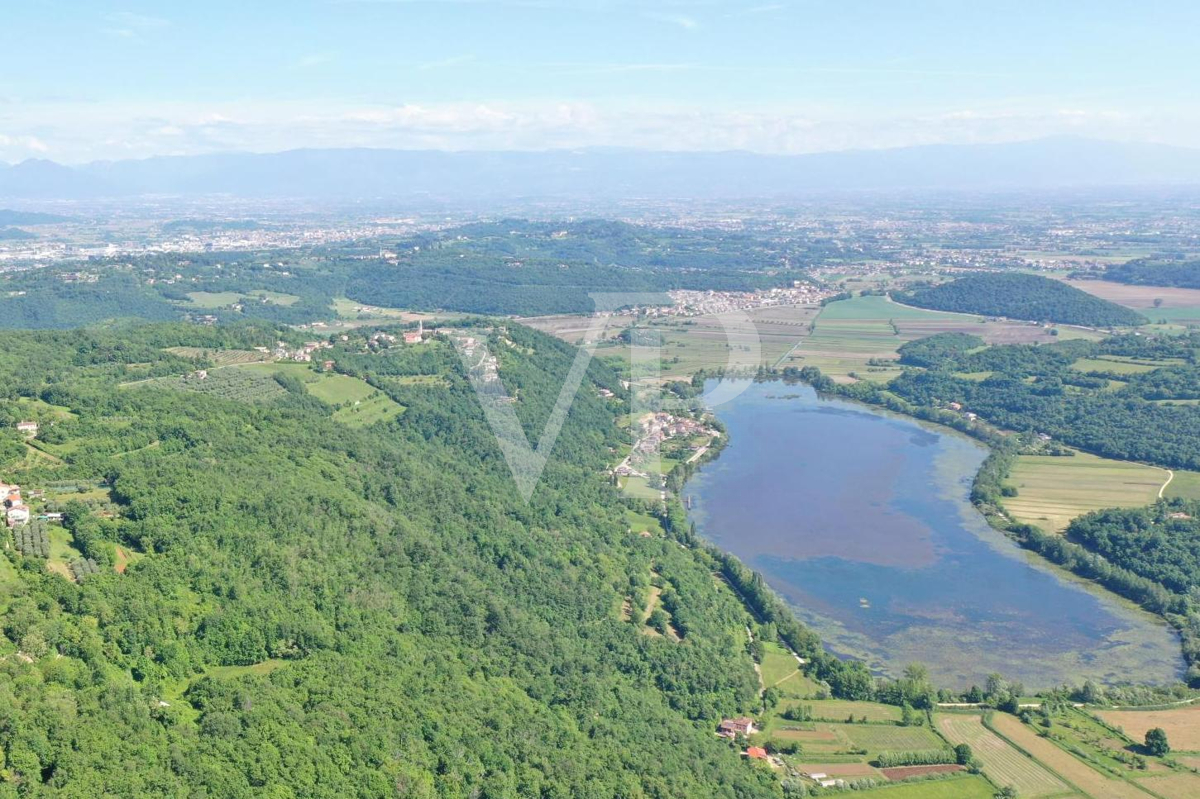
1001,450 -> 1169,533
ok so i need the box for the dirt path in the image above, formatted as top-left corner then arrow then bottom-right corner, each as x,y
1159,469 -> 1174,499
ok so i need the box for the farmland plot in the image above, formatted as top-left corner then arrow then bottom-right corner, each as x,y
937,714 -> 1077,798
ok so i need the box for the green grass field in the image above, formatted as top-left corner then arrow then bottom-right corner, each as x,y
1165,469 -> 1200,501
1002,450 -> 1168,533
1071,357 -> 1161,375
802,700 -> 903,723
237,363 -> 404,427
624,509 -> 664,536
850,775 -> 996,799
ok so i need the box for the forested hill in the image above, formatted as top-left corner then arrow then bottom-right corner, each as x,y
1104,259 -> 1200,289
894,272 -> 1147,326
0,322 -> 781,797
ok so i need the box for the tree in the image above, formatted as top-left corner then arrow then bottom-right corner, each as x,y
955,743 -> 973,765
995,787 -> 1019,799
1145,727 -> 1170,756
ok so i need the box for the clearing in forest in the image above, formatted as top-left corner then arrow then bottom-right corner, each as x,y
1001,450 -> 1167,533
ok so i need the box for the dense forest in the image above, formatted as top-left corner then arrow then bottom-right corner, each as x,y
0,322 -> 789,797
893,272 -> 1147,326
1,220 -> 812,327
1104,259 -> 1200,289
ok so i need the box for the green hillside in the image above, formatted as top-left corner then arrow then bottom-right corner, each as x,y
0,323 -> 780,797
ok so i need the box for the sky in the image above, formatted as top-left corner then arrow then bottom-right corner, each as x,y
2,0 -> 1199,163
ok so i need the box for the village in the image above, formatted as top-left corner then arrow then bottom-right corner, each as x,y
613,411 -> 721,482
615,286 -> 833,320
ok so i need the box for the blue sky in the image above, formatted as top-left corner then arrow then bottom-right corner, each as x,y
2,0 -> 1198,162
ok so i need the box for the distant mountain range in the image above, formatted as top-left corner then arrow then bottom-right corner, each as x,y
3,137 -> 1200,200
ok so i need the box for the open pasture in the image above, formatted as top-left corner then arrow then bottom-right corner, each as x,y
1001,450 -> 1168,533
1095,705 -> 1200,752
937,713 -> 1076,798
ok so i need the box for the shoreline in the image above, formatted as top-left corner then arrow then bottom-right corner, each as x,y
678,373 -> 1189,688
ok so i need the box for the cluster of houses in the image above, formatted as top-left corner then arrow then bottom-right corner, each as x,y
368,323 -> 436,349
614,412 -> 720,478
261,339 -> 334,363
2,482 -> 30,528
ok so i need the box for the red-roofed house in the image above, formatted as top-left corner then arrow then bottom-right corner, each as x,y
744,747 -> 768,760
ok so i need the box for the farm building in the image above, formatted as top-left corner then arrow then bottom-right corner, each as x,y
15,420 -> 38,437
718,717 -> 757,737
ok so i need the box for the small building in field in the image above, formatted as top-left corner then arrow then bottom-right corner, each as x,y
743,746 -> 768,760
16,421 -> 38,437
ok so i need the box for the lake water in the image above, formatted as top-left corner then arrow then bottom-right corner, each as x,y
686,379 -> 1183,689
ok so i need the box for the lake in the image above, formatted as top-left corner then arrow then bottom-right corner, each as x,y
686,379 -> 1183,688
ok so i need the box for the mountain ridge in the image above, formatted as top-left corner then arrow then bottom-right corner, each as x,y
3,136 -> 1200,200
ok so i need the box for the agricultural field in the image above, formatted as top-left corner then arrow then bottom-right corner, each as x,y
835,723 -> 944,755
780,295 -> 1076,384
1068,279 -> 1200,311
1135,772 -> 1200,799
1095,705 -> 1200,752
849,774 -> 996,798
803,700 -> 903,723
163,346 -> 271,366
236,363 -> 405,427
136,368 -> 287,403
937,713 -> 1077,798
989,712 -> 1151,799
1001,450 -> 1169,533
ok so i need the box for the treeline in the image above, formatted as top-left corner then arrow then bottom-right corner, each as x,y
1104,259 -> 1200,289
344,256 -> 798,316
893,272 -> 1146,327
